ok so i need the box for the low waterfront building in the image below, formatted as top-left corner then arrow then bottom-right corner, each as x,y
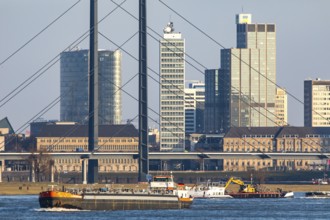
33,122 -> 139,172
223,127 -> 330,171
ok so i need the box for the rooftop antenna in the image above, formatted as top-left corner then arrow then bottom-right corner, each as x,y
242,6 -> 244,12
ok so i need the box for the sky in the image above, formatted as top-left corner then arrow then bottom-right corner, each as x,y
0,0 -> 329,133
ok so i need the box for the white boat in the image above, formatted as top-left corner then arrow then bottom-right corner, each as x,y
283,191 -> 294,198
149,173 -> 191,199
188,181 -> 232,199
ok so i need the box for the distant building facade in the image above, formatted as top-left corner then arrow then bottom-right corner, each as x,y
0,117 -> 15,152
220,14 -> 277,129
223,127 -> 330,171
204,69 -> 223,133
60,49 -> 122,125
185,81 -> 205,134
275,88 -> 288,126
159,22 -> 185,151
304,78 -> 330,127
33,122 -> 138,172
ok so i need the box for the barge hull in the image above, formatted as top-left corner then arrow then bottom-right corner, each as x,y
39,193 -> 192,210
229,192 -> 283,198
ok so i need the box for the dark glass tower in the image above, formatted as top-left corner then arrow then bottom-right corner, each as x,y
60,49 -> 122,125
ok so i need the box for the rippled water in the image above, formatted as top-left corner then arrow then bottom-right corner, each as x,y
1,194 -> 330,219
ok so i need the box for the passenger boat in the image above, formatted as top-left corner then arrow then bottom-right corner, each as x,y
39,174 -> 193,210
305,191 -> 330,198
188,181 -> 232,199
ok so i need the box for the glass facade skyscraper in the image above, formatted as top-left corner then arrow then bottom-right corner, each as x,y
220,14 -> 276,129
159,22 -> 185,152
185,82 -> 205,134
204,69 -> 223,133
60,49 -> 122,125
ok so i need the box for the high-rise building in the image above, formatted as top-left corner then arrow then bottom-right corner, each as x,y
204,69 -> 223,133
60,49 -> 122,125
220,14 -> 276,129
304,78 -> 330,127
184,81 -> 205,134
275,88 -> 288,126
159,22 -> 185,152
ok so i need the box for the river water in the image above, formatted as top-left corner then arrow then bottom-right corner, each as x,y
1,194 -> 330,220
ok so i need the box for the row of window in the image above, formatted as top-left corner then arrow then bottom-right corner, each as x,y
225,160 -> 309,167
56,158 -> 137,164
161,48 -> 184,52
161,79 -> 184,84
161,58 -> 183,62
40,144 -> 137,151
161,106 -> 184,111
161,53 -> 184,57
39,138 -> 136,143
55,165 -> 138,172
159,74 -> 184,79
161,69 -> 184,73
161,64 -> 184,68
161,42 -> 184,46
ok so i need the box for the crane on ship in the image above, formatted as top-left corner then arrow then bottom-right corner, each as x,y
224,177 -> 257,193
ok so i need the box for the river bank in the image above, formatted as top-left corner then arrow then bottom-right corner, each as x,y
1,182 -> 330,195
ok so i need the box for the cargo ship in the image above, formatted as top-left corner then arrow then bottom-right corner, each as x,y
39,174 -> 193,210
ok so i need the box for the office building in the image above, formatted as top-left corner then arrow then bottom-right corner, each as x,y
304,78 -> 330,127
60,49 -> 122,125
220,14 -> 277,129
184,81 -> 205,134
204,69 -> 224,133
159,22 -> 185,151
275,88 -> 288,126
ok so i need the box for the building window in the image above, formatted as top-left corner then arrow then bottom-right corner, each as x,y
248,24 -> 255,32
267,24 -> 275,32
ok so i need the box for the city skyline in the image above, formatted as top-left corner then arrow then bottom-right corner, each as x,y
0,0 -> 329,132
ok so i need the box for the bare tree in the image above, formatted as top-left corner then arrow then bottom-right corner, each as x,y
27,150 -> 52,182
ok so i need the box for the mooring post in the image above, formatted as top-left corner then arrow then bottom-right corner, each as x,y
0,161 -> 2,183
30,160 -> 35,183
50,160 -> 55,183
82,158 -> 87,184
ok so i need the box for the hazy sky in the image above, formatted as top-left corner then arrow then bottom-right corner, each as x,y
1,0 -> 329,133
